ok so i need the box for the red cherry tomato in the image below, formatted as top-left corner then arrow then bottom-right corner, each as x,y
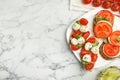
80,49 -> 91,58
92,0 -> 102,7
72,30 -> 81,38
84,63 -> 94,71
80,18 -> 88,25
91,53 -> 98,62
114,0 -> 120,2
87,37 -> 96,44
71,44 -> 80,51
82,0 -> 92,4
82,31 -> 90,40
111,3 -> 120,12
102,1 -> 112,9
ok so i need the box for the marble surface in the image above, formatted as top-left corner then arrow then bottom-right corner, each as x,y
0,0 -> 120,80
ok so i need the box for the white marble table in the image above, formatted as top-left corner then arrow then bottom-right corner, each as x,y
0,0 -> 120,80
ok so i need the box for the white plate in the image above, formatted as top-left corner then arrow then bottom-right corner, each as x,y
66,9 -> 120,68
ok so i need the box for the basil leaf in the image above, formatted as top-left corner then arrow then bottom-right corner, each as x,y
117,37 -> 120,42
104,18 -> 109,21
96,16 -> 103,21
76,43 -> 82,47
92,41 -> 99,47
81,61 -> 88,65
76,21 -> 80,24
103,39 -> 108,43
76,34 -> 83,39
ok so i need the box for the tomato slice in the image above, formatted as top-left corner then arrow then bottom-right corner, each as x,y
109,31 -> 120,46
87,37 -> 96,43
80,49 -> 91,58
92,0 -> 102,7
94,21 -> 112,38
72,30 -> 81,38
95,10 -> 114,25
103,43 -> 119,57
80,18 -> 88,25
84,63 -> 94,71
70,44 -> 80,51
91,53 -> 98,62
82,0 -> 92,4
82,31 -> 90,40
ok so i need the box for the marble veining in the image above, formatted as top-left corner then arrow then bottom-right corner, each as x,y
0,0 -> 120,80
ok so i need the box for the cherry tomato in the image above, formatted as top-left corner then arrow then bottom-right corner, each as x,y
92,0 -> 102,7
80,18 -> 88,25
71,44 -> 80,51
111,3 -> 120,11
84,63 -> 94,71
87,37 -> 96,44
80,49 -> 91,58
114,0 -> 120,2
82,31 -> 90,40
82,0 -> 92,4
91,53 -> 98,62
72,30 -> 81,38
102,1 -> 112,9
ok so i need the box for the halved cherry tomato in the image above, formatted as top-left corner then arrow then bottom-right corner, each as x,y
94,22 -> 112,38
72,30 -> 81,38
71,44 -> 80,51
84,63 -> 94,71
92,0 -> 102,7
83,31 -> 90,40
87,37 -> 96,43
111,3 -> 120,12
102,1 -> 112,9
91,53 -> 98,62
95,10 -> 114,25
103,43 -> 119,57
80,18 -> 88,25
82,0 -> 92,4
80,49 -> 91,58
109,31 -> 120,46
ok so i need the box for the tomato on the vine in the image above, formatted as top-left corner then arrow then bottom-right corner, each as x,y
102,1 -> 112,9
92,0 -> 102,7
82,0 -> 92,4
111,3 -> 120,11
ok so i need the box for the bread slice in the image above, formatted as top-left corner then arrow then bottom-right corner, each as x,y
99,42 -> 120,60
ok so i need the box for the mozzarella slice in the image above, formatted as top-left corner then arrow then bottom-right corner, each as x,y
85,42 -> 92,50
79,25 -> 88,32
71,38 -> 78,45
82,54 -> 91,62
91,46 -> 99,54
72,23 -> 80,31
78,37 -> 85,44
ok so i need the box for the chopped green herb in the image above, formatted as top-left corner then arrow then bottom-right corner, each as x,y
92,41 -> 99,47
76,21 -> 80,24
93,21 -> 97,26
104,18 -> 109,21
117,37 -> 120,42
96,16 -> 103,21
103,39 -> 108,43
81,61 -> 88,65
76,43 -> 82,47
76,34 -> 83,39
